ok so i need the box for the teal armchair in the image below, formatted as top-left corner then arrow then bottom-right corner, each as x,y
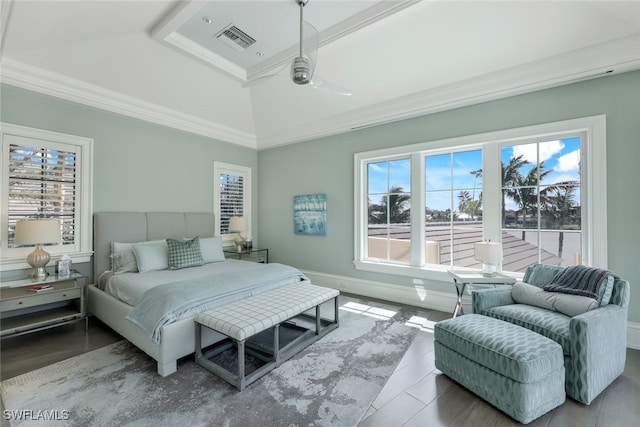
472,269 -> 629,405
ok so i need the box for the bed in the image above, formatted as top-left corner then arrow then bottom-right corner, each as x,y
87,212 -> 309,376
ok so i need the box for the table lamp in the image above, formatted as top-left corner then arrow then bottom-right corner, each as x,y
14,219 -> 62,279
228,217 -> 248,252
474,241 -> 503,277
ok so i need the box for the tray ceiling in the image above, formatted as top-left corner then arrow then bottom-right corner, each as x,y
1,1 -> 639,150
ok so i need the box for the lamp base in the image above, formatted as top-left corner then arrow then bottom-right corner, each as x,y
234,233 -> 246,252
29,267 -> 49,280
26,245 -> 51,280
481,262 -> 498,277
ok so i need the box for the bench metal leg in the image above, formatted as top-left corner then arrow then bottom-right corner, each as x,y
273,323 -> 280,365
237,340 -> 245,390
195,294 -> 340,391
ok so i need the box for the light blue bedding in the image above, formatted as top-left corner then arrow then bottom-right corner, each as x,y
126,263 -> 307,344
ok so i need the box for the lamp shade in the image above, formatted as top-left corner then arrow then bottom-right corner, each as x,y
228,217 -> 248,232
474,242 -> 503,264
14,219 -> 61,245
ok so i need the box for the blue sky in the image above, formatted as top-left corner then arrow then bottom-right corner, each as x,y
368,137 -> 581,212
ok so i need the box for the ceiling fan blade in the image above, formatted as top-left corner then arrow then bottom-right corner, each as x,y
309,75 -> 353,96
302,20 -> 319,78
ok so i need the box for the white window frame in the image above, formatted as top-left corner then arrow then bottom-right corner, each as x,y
213,161 -> 252,245
354,115 -> 607,282
1,123 -> 94,271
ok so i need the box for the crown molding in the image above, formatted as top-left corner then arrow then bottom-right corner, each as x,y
256,34 -> 640,150
1,34 -> 637,152
0,58 -> 257,148
163,32 -> 248,82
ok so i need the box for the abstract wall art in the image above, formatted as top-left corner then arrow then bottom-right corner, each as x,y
294,194 -> 326,236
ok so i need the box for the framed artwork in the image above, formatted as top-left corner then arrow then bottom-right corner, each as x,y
294,194 -> 326,236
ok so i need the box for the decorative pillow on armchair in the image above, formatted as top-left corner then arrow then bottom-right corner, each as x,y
512,281 -> 599,317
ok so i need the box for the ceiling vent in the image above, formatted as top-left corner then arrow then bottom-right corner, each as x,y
216,25 -> 256,52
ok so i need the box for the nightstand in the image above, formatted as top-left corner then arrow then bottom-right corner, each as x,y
224,248 -> 269,263
0,272 -> 87,338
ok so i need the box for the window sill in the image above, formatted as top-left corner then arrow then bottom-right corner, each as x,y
0,252 -> 93,272
353,260 -> 522,283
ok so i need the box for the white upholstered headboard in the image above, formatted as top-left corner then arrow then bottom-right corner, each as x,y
93,212 -> 216,280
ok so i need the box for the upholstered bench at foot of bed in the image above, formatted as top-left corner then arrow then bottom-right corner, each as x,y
434,314 -> 565,424
195,282 -> 339,390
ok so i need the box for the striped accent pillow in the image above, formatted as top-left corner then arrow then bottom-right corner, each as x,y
167,237 -> 204,270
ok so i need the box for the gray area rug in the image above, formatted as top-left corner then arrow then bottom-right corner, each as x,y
1,305 -> 419,427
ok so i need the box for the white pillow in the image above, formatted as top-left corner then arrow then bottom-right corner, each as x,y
512,281 -> 598,317
111,242 -> 138,274
133,240 -> 169,273
198,236 -> 226,263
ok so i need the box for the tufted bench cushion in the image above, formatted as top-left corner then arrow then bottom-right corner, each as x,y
195,282 -> 339,341
435,314 -> 565,424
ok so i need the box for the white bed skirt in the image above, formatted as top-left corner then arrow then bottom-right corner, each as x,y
87,285 -> 225,376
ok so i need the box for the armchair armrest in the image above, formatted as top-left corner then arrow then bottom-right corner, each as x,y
472,288 -> 514,314
567,304 -> 628,404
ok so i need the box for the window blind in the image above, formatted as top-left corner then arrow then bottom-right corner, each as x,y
219,173 -> 244,234
7,144 -> 77,247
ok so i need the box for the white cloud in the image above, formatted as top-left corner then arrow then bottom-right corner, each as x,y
556,149 -> 580,172
512,140 -> 564,163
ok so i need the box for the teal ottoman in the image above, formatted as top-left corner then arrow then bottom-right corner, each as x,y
434,314 -> 565,424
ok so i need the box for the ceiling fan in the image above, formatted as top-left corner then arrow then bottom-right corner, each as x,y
244,0 -> 353,96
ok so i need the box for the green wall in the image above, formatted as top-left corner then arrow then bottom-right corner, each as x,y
2,72 -> 638,323
257,71 -> 640,323
1,85 -> 258,281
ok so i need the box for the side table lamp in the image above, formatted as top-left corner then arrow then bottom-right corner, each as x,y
474,241 -> 503,277
14,218 -> 62,279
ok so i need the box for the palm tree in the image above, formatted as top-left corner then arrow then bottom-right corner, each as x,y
509,161 -> 557,239
501,155 -> 528,226
368,186 -> 410,225
542,185 -> 580,258
386,186 -> 411,224
457,190 -> 481,219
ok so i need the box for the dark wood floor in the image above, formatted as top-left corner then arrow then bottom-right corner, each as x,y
1,301 -> 639,427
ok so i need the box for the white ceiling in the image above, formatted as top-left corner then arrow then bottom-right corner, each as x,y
2,1 -> 639,150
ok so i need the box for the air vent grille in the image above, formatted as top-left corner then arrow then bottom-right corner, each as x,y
216,25 -> 256,52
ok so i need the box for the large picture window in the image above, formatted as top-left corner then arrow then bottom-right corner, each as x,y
1,123 -> 93,270
354,116 -> 606,280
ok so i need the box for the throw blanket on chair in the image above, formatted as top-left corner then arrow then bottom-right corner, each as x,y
543,265 -> 613,299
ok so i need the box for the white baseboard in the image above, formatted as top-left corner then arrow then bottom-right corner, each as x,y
628,322 -> 640,350
303,269 -> 640,350
302,269 -> 458,314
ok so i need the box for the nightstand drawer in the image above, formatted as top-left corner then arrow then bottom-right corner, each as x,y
247,255 -> 266,263
0,288 -> 81,312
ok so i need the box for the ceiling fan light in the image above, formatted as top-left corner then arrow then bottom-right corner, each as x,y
292,56 -> 312,85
